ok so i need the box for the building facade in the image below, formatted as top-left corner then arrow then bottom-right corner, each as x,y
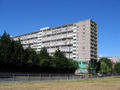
12,19 -> 97,73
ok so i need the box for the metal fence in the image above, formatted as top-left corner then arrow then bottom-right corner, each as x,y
0,73 -> 98,82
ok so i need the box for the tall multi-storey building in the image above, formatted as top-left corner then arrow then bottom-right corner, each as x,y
12,19 -> 97,73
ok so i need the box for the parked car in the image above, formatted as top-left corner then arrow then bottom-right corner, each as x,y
97,73 -> 103,77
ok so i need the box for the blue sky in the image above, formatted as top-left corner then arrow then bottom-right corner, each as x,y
0,0 -> 120,59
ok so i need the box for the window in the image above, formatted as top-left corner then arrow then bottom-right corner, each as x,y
73,42 -> 76,44
83,47 -> 85,50
73,46 -> 76,48
73,49 -> 76,51
73,35 -> 76,37
73,24 -> 77,27
82,61 -> 86,64
73,57 -> 76,59
83,32 -> 85,34
73,38 -> 76,40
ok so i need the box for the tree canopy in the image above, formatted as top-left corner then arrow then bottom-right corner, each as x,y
88,58 -> 114,74
99,58 -> 113,74
114,63 -> 120,73
88,58 -> 113,74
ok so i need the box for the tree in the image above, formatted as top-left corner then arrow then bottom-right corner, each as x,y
25,46 -> 38,65
0,31 -> 12,63
114,63 -> 120,73
38,47 -> 50,60
11,39 -> 25,66
0,31 -> 15,71
0,32 -> 26,71
100,61 -> 108,74
98,58 -> 113,74
52,49 -> 68,73
68,59 -> 78,73
88,60 -> 97,74
38,47 -> 51,73
52,49 -> 78,73
22,46 -> 39,72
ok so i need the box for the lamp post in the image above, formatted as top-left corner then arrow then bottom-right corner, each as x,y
69,40 -> 70,60
68,39 -> 71,79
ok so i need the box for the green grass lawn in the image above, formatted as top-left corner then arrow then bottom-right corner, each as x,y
0,76 -> 120,90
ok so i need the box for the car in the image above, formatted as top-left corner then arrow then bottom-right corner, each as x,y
97,73 -> 103,77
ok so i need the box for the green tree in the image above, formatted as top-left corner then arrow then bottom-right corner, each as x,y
22,46 -> 39,72
52,49 -> 78,73
0,31 -> 12,63
114,63 -> 120,73
38,47 -> 50,60
68,59 -> 78,73
52,49 -> 68,73
25,46 -> 38,65
99,58 -> 113,74
11,39 -> 25,66
38,47 -> 51,72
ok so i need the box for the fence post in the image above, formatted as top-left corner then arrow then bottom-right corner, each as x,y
28,74 -> 30,81
12,74 -> 15,81
39,74 -> 41,81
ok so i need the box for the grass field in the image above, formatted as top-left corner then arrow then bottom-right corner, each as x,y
0,76 -> 120,90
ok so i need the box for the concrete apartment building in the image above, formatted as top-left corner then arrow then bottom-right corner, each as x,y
12,19 -> 97,73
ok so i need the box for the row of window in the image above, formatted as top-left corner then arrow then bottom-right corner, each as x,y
42,37 -> 73,43
43,44 -> 73,49
41,24 -> 73,32
42,30 -> 73,38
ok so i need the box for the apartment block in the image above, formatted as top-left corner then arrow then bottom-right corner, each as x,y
12,19 -> 97,73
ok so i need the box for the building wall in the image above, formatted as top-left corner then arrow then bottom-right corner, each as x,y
39,25 -> 74,59
74,20 -> 97,73
75,20 -> 91,61
12,31 -> 39,50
